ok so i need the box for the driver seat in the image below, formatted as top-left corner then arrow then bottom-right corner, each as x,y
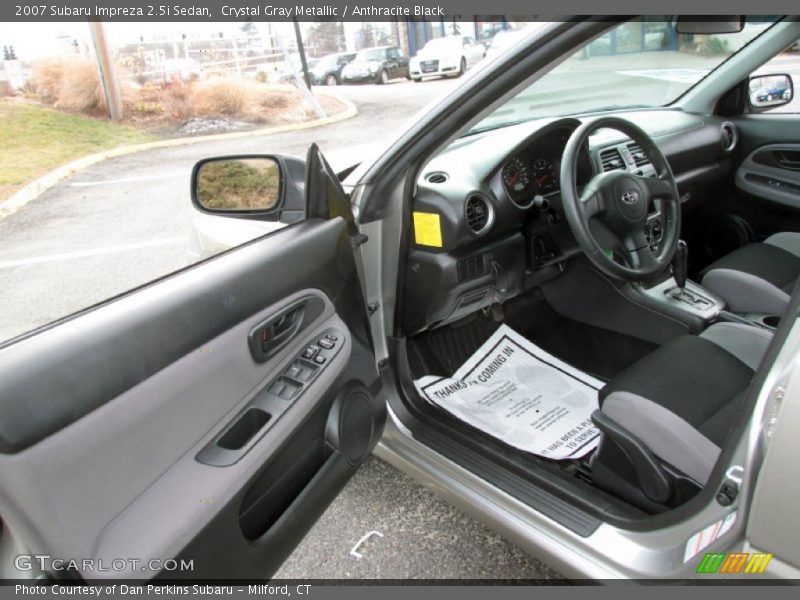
590,322 -> 772,512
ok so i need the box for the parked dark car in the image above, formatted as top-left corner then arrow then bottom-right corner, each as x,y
341,46 -> 410,85
756,83 -> 793,103
309,52 -> 356,86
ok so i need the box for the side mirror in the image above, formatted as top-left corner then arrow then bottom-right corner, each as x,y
748,74 -> 794,110
190,155 -> 306,223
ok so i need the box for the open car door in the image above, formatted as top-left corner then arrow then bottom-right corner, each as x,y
0,145 -> 385,581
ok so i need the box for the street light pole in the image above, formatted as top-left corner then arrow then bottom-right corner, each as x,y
293,19 -> 313,90
88,20 -> 123,121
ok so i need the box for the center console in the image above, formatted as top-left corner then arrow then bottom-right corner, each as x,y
631,240 -> 779,334
637,277 -> 725,324
625,239 -> 725,335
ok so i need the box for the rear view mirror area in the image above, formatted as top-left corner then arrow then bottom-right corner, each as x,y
192,155 -> 283,217
675,16 -> 744,35
748,73 -> 794,109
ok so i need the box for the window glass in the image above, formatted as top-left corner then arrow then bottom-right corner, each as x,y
0,20 -> 411,343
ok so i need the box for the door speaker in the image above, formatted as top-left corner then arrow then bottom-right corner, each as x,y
325,382 -> 377,466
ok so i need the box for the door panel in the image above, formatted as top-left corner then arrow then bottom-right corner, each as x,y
733,114 -> 800,211
0,217 -> 383,580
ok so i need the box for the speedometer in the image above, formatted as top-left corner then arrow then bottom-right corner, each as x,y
532,158 -> 558,194
502,157 -> 533,199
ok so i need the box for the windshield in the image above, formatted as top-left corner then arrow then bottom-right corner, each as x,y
355,49 -> 385,62
472,18 -> 777,133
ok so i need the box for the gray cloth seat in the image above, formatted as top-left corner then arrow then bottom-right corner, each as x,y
701,232 -> 800,317
592,323 -> 772,508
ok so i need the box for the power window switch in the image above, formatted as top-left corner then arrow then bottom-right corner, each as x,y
301,346 -> 318,359
268,381 -> 286,397
285,364 -> 303,379
318,338 -> 335,350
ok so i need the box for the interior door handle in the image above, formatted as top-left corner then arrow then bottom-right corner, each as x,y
248,304 -> 306,363
775,151 -> 800,171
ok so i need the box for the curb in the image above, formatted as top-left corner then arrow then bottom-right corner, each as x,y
0,91 -> 356,221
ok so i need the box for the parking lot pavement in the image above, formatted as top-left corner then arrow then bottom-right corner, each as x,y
275,456 -> 563,580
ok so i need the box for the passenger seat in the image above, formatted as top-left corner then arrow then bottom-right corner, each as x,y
701,232 -> 800,317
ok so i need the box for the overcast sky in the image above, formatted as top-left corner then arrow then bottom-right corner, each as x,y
0,21 -> 308,61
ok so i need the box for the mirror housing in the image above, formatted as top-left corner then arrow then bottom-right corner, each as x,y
190,154 -> 306,222
748,73 -> 794,110
675,17 -> 744,35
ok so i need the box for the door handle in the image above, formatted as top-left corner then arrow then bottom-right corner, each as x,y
776,152 -> 800,171
249,304 -> 306,363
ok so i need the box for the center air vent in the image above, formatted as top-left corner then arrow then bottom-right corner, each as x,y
721,122 -> 738,152
627,142 -> 650,167
465,195 -> 492,235
600,147 -> 625,172
425,172 -> 449,184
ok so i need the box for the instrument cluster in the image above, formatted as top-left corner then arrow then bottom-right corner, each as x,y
501,155 -> 560,202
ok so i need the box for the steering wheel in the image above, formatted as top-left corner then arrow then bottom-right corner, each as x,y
560,117 -> 681,281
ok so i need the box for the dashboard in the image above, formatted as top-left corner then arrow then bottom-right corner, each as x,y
404,111 -> 736,334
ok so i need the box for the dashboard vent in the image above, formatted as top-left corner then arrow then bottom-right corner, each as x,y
457,255 -> 487,282
465,195 -> 492,235
425,171 -> 448,184
600,148 -> 625,172
627,142 -> 650,167
721,122 -> 738,152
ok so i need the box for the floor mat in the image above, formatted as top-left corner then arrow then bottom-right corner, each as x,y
503,294 -> 658,381
414,324 -> 603,461
407,314 -> 500,377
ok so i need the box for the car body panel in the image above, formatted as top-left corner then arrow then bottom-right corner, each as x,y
310,52 -> 356,85
409,35 -> 485,80
341,46 -> 409,84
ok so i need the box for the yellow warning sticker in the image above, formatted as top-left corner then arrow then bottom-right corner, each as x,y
413,212 -> 443,248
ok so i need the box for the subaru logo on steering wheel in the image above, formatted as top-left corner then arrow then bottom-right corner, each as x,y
621,190 -> 640,204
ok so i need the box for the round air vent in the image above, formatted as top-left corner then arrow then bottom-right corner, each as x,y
465,195 -> 493,235
425,171 -> 449,184
721,122 -> 738,152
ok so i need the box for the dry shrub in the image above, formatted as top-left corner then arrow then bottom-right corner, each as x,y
159,80 -> 194,120
189,78 -> 307,123
55,60 -> 106,113
30,58 -> 107,114
191,77 -> 249,116
29,58 -> 69,103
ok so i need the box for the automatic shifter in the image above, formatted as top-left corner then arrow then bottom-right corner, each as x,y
671,240 -> 688,290
667,240 -> 711,308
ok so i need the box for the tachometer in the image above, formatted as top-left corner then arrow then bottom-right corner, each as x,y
502,157 -> 533,199
532,158 -> 558,194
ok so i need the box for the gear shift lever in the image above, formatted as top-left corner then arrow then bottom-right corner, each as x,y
671,240 -> 688,290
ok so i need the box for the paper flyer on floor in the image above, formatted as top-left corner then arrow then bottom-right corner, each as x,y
414,325 -> 603,460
